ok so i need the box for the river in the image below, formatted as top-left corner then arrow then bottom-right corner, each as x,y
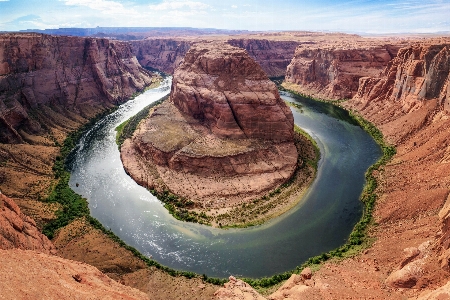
68,77 -> 381,278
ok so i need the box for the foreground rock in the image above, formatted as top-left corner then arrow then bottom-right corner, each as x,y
0,249 -> 148,300
0,193 -> 55,253
122,42 -> 304,225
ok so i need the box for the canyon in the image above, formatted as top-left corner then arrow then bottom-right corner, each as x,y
1,30 -> 450,300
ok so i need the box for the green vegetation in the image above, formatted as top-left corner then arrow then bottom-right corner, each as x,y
41,92 -> 224,284
149,189 -> 211,224
116,95 -> 169,147
215,128 -> 320,229
294,125 -> 321,169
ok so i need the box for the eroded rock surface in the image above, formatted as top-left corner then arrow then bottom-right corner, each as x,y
132,38 -> 299,77
0,33 -> 156,144
122,41 -> 297,213
0,249 -> 149,300
284,43 -> 402,100
0,193 -> 55,253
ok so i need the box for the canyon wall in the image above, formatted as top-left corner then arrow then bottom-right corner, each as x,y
284,43 -> 401,100
227,39 -> 299,77
130,39 -> 191,74
354,43 -> 450,113
0,33 -> 156,144
131,38 -> 299,77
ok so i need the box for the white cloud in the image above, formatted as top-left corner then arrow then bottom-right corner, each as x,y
62,0 -> 137,15
149,0 -> 210,11
231,5 -> 237,8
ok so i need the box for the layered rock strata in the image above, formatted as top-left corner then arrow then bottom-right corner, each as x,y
0,33 -> 156,144
131,39 -> 191,74
284,44 -> 402,100
131,38 -> 299,77
122,42 -> 297,210
227,39 -> 299,77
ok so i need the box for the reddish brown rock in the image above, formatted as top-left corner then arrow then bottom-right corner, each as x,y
0,249 -> 148,300
171,42 -> 294,142
131,38 -> 191,74
353,43 -> 450,114
122,41 -> 297,213
227,39 -> 299,77
0,193 -> 55,254
131,38 -> 299,78
284,43 -> 401,100
0,33 -> 156,144
214,276 -> 265,300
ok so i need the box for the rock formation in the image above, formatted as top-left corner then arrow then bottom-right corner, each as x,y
227,39 -> 299,77
0,33 -> 156,144
0,249 -> 149,300
353,43 -> 450,113
122,41 -> 297,211
132,38 -> 299,77
0,193 -> 55,253
284,43 -> 402,100
131,39 -> 191,74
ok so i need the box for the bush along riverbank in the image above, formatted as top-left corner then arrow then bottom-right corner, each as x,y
115,96 -> 320,229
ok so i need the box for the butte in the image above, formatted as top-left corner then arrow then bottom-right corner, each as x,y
120,42 -> 315,226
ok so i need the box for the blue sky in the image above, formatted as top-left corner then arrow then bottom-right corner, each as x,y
0,0 -> 449,33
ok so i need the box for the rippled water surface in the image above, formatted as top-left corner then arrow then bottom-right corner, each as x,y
68,79 -> 381,278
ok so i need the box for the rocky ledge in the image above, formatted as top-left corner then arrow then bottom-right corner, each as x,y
121,42 -> 316,226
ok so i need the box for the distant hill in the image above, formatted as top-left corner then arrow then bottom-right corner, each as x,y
14,27 -> 254,40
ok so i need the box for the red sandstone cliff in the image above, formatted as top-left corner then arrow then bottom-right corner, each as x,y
354,43 -> 450,114
216,41 -> 450,300
227,39 -> 299,77
131,39 -> 191,74
0,33 -> 156,144
131,38 -> 299,77
284,43 -> 401,100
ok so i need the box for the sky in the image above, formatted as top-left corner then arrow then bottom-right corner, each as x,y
0,0 -> 449,34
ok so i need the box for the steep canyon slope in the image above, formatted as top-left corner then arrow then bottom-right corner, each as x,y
131,38 -> 300,77
284,42 -> 405,100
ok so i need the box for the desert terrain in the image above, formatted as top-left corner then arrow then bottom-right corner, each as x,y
1,29 -> 450,299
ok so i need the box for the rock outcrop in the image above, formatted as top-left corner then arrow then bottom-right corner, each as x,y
284,43 -> 401,100
0,33 -> 156,144
0,249 -> 149,300
122,41 -> 297,212
0,193 -> 55,253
